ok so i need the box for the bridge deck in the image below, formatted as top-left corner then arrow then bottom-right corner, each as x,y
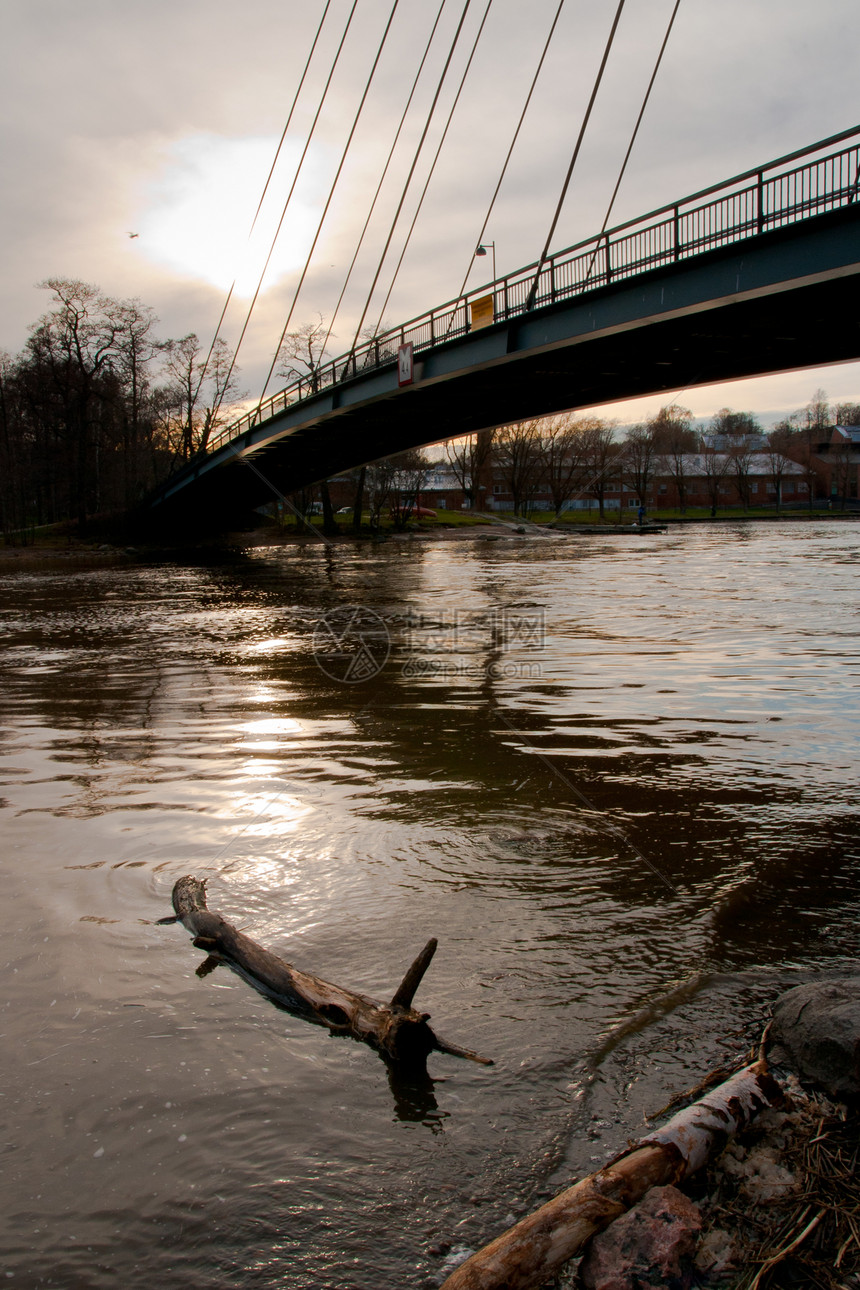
153,128 -> 860,518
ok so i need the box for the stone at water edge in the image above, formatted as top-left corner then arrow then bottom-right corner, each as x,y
770,978 -> 860,1099
579,1184 -> 703,1290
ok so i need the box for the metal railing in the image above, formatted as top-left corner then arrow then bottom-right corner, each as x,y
208,125 -> 860,455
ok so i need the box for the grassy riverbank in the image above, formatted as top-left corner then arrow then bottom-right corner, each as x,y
1,507 -> 856,572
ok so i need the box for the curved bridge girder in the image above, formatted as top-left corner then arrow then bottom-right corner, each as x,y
155,204 -> 860,522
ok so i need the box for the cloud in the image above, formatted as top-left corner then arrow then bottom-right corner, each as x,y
2,0 -> 859,413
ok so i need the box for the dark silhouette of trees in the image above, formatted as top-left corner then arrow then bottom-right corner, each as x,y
834,401 -> 860,426
1,279 -> 245,537
26,279 -> 129,525
709,407 -> 763,439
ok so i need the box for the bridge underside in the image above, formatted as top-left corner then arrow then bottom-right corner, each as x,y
154,205 -> 860,526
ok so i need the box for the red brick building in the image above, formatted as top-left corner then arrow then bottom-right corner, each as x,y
815,426 -> 860,502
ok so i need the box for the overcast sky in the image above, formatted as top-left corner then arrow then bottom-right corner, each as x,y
3,0 -> 859,428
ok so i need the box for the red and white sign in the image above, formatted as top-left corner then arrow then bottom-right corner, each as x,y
397,342 -> 414,386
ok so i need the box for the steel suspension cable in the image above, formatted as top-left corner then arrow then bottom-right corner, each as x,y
254,0 -> 402,415
525,0 -> 627,310
209,0 -> 360,424
582,0 -> 682,288
319,0 -> 449,363
193,0 -> 333,407
453,0 -> 566,308
371,0 -> 495,338
347,0 -> 475,354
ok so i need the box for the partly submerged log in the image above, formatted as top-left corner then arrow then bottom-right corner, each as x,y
440,1058 -> 782,1290
171,875 -> 491,1068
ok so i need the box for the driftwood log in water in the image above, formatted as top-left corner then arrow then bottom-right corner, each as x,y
171,876 -> 491,1068
440,1059 -> 783,1290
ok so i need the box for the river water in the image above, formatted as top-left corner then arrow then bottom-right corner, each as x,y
2,520 -> 859,1288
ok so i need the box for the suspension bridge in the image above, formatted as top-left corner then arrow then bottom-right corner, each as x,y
152,125 -> 860,523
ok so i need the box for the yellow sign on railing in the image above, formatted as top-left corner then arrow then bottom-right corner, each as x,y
470,294 -> 494,330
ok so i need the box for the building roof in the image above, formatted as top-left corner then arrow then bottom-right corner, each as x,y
665,453 -> 804,476
702,432 -> 768,451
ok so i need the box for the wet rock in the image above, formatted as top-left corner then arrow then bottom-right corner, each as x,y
770,977 -> 860,1099
579,1184 -> 702,1290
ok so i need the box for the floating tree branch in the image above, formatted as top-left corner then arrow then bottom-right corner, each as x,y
170,876 -> 491,1068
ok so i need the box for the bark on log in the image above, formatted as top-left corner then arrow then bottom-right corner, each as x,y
171,876 -> 491,1068
439,1059 -> 782,1290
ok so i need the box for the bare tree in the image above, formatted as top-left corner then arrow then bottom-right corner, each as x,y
389,448 -> 430,529
160,333 -> 242,458
365,459 -> 398,530
29,278 -> 126,525
494,420 -> 544,516
726,437 -> 758,510
805,387 -> 831,435
700,447 -> 730,517
539,415 -> 595,517
707,407 -> 763,510
833,400 -> 860,426
774,388 -> 838,509
276,314 -> 330,392
622,422 -> 658,514
580,420 -> 619,519
764,427 -> 795,512
0,350 -> 27,537
650,403 -> 697,514
446,429 -> 495,509
112,298 -> 159,501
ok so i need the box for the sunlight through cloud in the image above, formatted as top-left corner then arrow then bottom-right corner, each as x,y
137,133 -> 324,295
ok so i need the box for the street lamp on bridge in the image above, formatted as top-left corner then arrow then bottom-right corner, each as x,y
475,241 -> 496,281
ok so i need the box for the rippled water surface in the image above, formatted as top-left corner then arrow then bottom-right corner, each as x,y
2,521 -> 859,1287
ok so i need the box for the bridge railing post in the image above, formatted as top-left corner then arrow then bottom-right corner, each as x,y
673,205 -> 681,261
850,148 -> 860,202
757,169 -> 765,234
